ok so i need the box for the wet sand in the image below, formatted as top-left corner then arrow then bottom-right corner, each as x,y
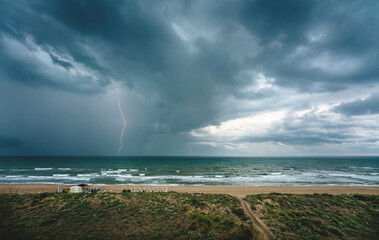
1,184 -> 378,197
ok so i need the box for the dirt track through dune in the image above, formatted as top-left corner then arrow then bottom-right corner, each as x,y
239,198 -> 275,240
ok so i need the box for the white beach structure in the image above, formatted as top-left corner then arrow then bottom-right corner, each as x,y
69,186 -> 83,193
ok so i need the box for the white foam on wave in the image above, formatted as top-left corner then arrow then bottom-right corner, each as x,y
270,172 -> 282,175
35,168 -> 52,171
77,173 -> 99,177
129,169 -> 138,172
27,176 -> 90,181
113,175 -> 227,183
348,175 -> 379,181
113,174 -> 133,178
53,174 -> 70,177
214,175 -> 224,178
140,174 -> 145,176
101,169 -> 130,175
348,166 -> 378,170
5,175 -> 24,178
318,171 -> 379,181
58,168 -> 71,170
101,170 -> 117,175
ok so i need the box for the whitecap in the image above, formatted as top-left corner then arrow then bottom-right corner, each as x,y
27,175 -> 90,181
35,168 -> 52,171
58,168 -> 71,170
101,170 -> 118,175
77,173 -> 99,177
114,174 -> 132,178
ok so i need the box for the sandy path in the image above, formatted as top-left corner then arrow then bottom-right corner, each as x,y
239,198 -> 275,240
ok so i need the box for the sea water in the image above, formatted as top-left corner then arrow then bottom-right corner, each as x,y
0,156 -> 378,186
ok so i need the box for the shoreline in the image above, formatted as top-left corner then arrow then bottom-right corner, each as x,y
1,184 -> 378,197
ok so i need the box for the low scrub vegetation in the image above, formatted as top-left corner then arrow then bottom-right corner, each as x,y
245,193 -> 379,240
0,192 -> 253,240
1,192 -> 377,239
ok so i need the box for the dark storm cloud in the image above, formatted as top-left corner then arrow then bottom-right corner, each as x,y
0,0 -> 242,131
0,0 -> 378,155
0,136 -> 21,148
2,0 -> 377,111
238,0 -> 379,90
240,0 -> 312,45
335,93 -> 379,115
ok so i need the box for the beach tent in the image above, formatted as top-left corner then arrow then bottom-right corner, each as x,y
69,186 -> 83,193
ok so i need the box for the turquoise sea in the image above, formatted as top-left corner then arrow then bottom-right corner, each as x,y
0,156 -> 378,186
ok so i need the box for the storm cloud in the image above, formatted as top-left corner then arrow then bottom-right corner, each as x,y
0,0 -> 378,156
335,93 -> 379,115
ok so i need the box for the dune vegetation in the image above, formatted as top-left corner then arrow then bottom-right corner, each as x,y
245,193 -> 379,240
0,192 -> 253,240
0,192 -> 378,239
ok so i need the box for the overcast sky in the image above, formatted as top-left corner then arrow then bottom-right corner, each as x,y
1,0 -> 378,156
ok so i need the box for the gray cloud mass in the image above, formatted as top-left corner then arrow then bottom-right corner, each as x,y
336,93 -> 379,116
0,0 -> 378,155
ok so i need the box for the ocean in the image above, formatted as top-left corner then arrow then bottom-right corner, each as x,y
0,156 -> 378,186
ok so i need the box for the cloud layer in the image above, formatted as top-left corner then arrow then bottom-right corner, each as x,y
0,0 -> 378,155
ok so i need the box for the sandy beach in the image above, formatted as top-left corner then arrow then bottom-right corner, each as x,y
1,184 -> 378,197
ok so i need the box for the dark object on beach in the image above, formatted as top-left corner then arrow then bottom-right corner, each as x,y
78,184 -> 88,187
122,189 -> 127,193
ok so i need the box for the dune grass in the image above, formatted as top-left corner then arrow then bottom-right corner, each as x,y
245,193 -> 379,240
1,192 -> 378,239
0,192 -> 253,240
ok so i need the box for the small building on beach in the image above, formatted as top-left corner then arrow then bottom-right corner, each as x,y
69,186 -> 83,193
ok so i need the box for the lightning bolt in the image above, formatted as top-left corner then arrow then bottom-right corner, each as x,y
117,99 -> 127,156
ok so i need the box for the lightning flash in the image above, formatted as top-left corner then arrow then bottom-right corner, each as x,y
117,99 -> 127,156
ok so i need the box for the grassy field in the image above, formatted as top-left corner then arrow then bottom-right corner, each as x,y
245,193 -> 379,240
0,192 -> 254,240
